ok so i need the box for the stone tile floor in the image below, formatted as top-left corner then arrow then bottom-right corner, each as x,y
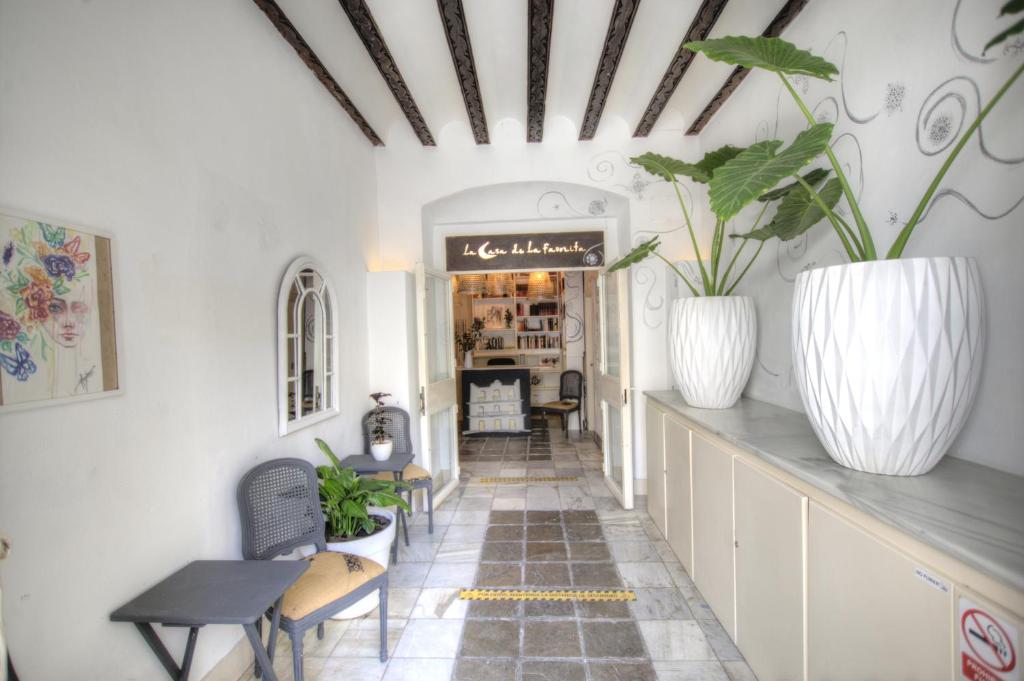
241,417 -> 757,681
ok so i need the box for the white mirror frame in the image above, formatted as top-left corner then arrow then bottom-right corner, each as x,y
277,256 -> 339,436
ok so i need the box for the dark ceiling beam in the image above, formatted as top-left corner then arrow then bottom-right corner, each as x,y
436,0 -> 489,144
686,0 -> 810,135
579,0 -> 642,141
251,0 -> 383,146
527,0 -> 555,143
633,0 -> 730,137
336,0 -> 436,146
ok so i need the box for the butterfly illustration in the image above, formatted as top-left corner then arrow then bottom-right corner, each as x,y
0,342 -> 37,382
59,235 -> 91,266
39,223 -> 66,248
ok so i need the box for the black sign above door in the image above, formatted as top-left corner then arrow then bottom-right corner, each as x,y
446,231 -> 605,272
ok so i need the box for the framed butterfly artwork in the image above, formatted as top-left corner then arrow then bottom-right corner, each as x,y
0,210 -> 121,411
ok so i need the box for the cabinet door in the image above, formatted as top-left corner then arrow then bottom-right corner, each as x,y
664,416 -> 692,574
734,458 -> 806,681
808,502 -> 952,680
644,402 -> 667,539
691,433 -> 735,636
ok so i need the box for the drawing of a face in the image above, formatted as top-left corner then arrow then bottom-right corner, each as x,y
44,287 -> 91,348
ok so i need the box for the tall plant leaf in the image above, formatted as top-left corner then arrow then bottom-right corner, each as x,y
708,123 -> 834,221
757,167 -> 830,202
607,236 -> 661,272
686,36 -> 838,80
984,16 -> 1024,53
694,145 -> 745,182
763,178 -> 843,241
631,152 -> 709,183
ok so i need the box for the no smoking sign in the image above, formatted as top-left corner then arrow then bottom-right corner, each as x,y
961,597 -> 1019,681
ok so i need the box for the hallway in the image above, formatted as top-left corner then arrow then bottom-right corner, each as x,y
247,417 -> 755,681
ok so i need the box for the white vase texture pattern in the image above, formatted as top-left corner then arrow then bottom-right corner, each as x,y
792,257 -> 985,476
670,296 -> 757,409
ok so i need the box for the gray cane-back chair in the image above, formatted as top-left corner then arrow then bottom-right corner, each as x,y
237,458 -> 389,679
362,406 -> 434,538
540,370 -> 584,436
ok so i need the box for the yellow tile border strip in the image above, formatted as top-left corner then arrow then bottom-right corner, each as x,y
477,476 -> 579,484
459,589 -> 636,602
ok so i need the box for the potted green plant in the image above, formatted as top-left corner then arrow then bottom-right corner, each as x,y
458,318 -> 484,368
608,147 -> 834,409
684,6 -> 1021,474
368,391 -> 394,461
308,438 -> 409,618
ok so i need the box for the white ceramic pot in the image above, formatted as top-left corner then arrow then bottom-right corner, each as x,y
301,507 -> 396,619
370,440 -> 393,462
669,296 -> 757,409
464,350 -> 473,368
792,257 -> 984,476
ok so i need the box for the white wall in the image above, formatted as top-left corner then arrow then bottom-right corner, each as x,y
374,122 -> 705,486
0,1 -> 379,678
694,0 -> 1024,475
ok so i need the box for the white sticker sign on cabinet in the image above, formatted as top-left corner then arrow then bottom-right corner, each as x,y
960,597 -> 1019,681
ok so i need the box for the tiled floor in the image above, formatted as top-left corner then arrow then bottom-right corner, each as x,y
242,417 -> 757,681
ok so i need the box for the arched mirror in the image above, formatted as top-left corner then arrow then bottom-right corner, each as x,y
278,257 -> 338,435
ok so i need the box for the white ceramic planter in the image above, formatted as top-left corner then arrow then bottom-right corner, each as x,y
669,296 -> 757,409
301,507 -> 395,619
370,440 -> 393,462
464,350 -> 473,368
792,257 -> 984,476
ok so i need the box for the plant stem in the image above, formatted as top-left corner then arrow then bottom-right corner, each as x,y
779,73 -> 876,260
652,249 -> 701,297
671,179 -> 712,294
710,218 -> 724,292
717,202 -> 769,294
888,60 -> 1024,259
725,241 -> 765,295
795,176 -> 860,261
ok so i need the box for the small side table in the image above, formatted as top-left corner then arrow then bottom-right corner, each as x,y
111,560 -> 307,681
339,452 -> 415,560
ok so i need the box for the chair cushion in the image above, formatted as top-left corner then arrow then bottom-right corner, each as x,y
280,552 -> 384,621
541,399 -> 579,412
372,463 -> 432,482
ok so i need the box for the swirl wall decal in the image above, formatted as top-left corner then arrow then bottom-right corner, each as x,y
633,265 -> 664,329
563,273 -> 585,342
775,235 -> 814,283
755,88 -> 785,142
823,31 -> 882,125
950,0 -> 996,64
916,76 -> 1024,164
536,190 -> 588,217
918,187 -> 1024,223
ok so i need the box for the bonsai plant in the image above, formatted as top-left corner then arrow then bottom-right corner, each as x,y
607,146 -> 834,409
683,6 -> 1021,474
458,318 -> 484,367
368,391 -> 394,461
311,438 -> 409,618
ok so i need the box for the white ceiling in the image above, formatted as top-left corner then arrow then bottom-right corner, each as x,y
273,0 -> 788,147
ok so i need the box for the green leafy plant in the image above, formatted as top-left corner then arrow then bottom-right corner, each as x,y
457,318 -> 485,353
686,3 -> 1024,261
607,139 -> 834,296
369,392 -> 392,443
314,438 -> 410,541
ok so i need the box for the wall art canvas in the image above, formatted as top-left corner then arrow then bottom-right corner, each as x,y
0,212 -> 119,409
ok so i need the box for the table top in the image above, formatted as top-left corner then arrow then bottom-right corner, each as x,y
645,391 -> 1024,593
339,451 -> 414,474
110,560 -> 308,626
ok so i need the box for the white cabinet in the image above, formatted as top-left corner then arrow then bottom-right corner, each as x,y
645,402 -> 667,539
734,458 -> 806,681
807,502 -> 952,680
664,416 -> 692,575
691,432 -> 736,636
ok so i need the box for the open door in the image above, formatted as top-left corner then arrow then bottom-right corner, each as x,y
415,264 -> 460,503
597,268 -> 634,508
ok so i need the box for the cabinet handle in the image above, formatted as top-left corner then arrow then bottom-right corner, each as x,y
734,540 -> 739,549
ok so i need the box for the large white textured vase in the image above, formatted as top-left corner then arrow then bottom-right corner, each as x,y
670,296 -> 757,409
792,257 -> 984,476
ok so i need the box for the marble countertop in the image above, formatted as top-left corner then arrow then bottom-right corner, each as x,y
645,391 -> 1024,593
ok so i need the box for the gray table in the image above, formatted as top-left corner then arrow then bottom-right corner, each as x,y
111,560 -> 307,681
339,452 -> 415,556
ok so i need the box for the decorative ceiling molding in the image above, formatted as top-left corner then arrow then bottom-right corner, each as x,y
336,0 -> 436,146
633,0 -> 730,137
251,0 -> 383,146
436,0 -> 489,144
686,0 -> 810,135
579,0 -> 642,141
527,0 -> 555,143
